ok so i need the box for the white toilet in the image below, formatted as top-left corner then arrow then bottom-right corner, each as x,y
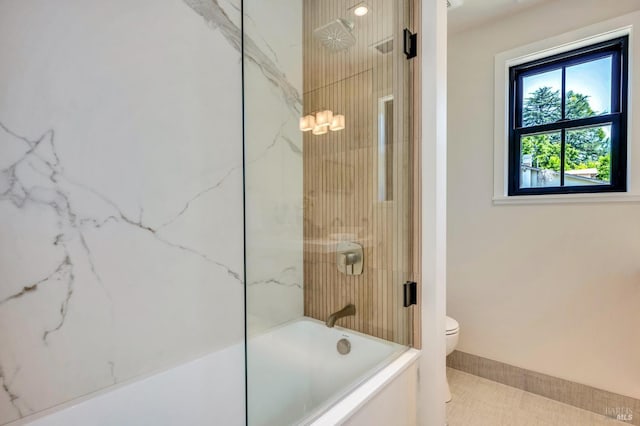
445,316 -> 460,403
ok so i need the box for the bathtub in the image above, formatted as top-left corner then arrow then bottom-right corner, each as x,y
12,317 -> 419,426
248,317 -> 418,425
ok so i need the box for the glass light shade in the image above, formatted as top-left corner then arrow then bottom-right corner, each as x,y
329,114 -> 345,131
312,125 -> 328,135
315,110 -> 333,127
299,115 -> 316,132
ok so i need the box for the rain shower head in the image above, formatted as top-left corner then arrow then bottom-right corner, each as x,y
313,19 -> 356,51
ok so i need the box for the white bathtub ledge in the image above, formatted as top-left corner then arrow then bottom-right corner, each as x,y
12,344 -> 245,426
310,348 -> 421,426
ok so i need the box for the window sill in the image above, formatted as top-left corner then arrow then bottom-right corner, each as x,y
493,192 -> 640,205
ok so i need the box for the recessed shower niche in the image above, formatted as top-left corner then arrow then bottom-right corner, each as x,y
243,0 -> 418,424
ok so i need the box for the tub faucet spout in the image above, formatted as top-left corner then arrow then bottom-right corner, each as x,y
326,304 -> 356,328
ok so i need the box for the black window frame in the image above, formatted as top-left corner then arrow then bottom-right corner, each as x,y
508,36 -> 629,196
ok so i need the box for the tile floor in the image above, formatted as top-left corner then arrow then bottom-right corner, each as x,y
446,368 -> 628,426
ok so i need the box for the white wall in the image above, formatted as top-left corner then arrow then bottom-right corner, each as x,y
0,0 -> 245,424
448,0 -> 640,399
419,0 -> 448,424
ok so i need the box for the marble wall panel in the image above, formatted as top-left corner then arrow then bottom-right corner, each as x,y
242,0 -> 304,334
0,0 -> 244,423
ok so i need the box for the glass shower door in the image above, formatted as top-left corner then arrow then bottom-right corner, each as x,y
243,0 -> 416,424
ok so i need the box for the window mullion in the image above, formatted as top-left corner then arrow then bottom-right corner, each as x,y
516,113 -> 620,134
561,66 -> 566,119
560,128 -> 566,187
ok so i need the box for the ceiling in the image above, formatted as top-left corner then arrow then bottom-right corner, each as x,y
448,0 -> 552,34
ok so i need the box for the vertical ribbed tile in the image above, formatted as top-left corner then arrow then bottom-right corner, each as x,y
301,0 -> 415,345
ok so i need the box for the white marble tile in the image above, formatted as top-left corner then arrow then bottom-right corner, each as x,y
182,0 -> 304,331
0,0 -> 244,423
242,0 -> 304,331
242,0 -> 303,92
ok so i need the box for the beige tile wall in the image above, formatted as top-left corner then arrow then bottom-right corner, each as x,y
302,0 -> 416,345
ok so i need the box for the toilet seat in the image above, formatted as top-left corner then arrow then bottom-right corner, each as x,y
446,316 -> 459,335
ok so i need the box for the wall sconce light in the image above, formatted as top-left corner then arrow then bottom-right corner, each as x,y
299,115 -> 316,132
330,114 -> 345,131
312,125 -> 329,135
315,110 -> 333,128
300,110 -> 345,135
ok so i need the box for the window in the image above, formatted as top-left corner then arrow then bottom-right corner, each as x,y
508,36 -> 628,196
